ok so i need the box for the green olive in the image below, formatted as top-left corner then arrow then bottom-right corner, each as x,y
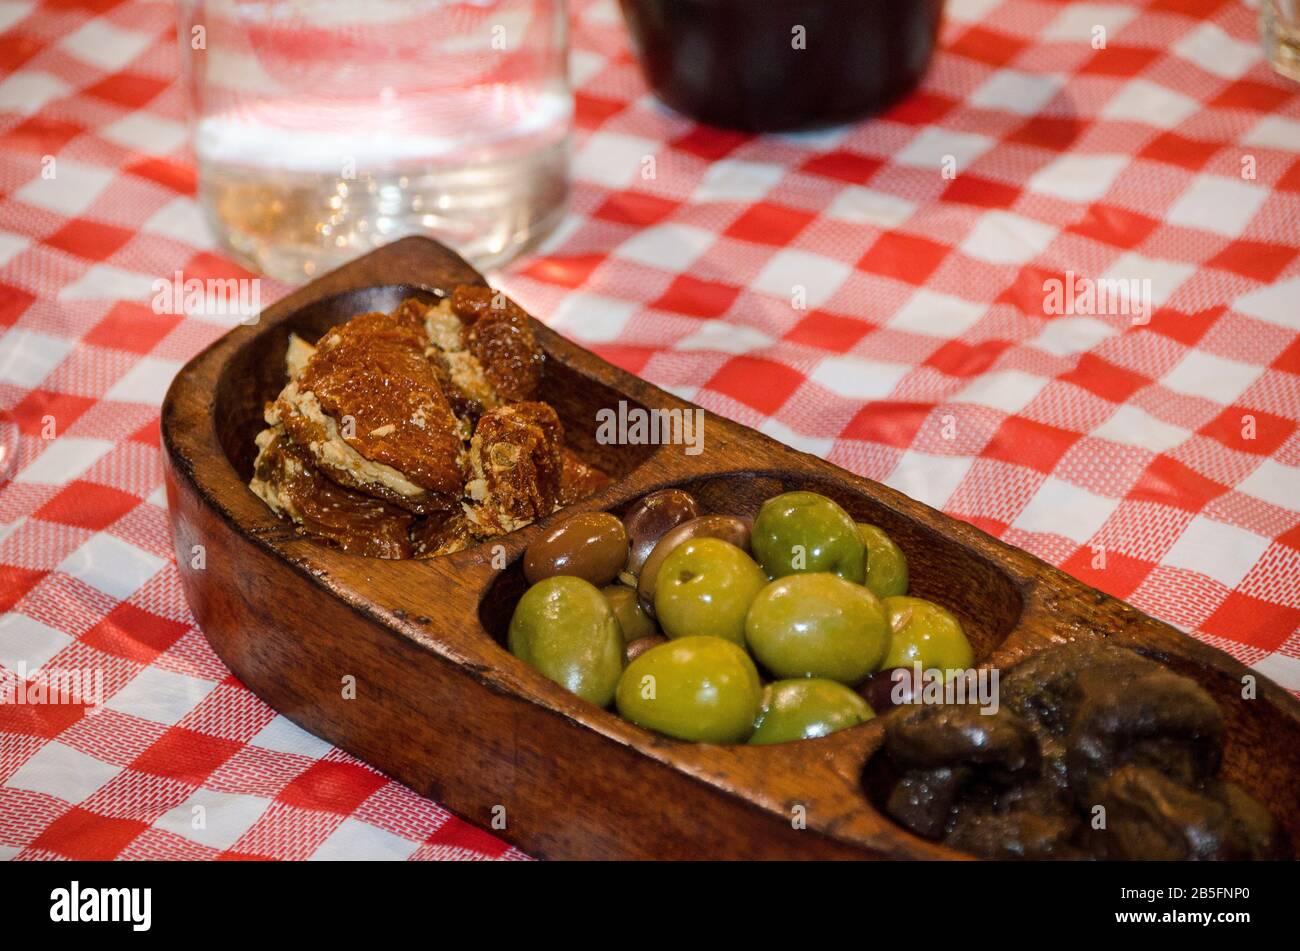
856,523 -> 909,599
508,576 -> 624,706
616,636 -> 762,744
749,679 -> 874,745
751,491 -> 865,583
744,573 -> 888,683
654,537 -> 768,646
881,595 -> 974,672
636,515 -> 753,611
603,584 -> 657,642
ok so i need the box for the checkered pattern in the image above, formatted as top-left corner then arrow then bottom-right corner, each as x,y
1,0 -> 1298,861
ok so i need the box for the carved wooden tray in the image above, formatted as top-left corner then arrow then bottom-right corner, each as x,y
161,237 -> 1300,859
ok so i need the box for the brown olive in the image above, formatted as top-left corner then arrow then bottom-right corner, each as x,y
859,667 -> 919,712
622,489 -> 701,579
523,511 -> 628,586
636,514 -> 753,613
624,634 -> 667,663
603,584 -> 658,641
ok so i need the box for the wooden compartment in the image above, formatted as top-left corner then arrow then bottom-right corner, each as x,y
162,237 -> 1300,859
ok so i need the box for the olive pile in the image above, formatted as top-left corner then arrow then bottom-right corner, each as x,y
508,488 -> 975,745
879,643 -> 1289,860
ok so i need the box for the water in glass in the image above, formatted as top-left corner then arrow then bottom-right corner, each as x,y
179,0 -> 571,282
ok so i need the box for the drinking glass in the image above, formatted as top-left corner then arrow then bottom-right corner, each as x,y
178,0 -> 571,282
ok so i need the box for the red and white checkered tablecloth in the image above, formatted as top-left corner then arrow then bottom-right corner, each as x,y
0,0 -> 1297,861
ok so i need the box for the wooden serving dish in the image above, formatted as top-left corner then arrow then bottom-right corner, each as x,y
162,237 -> 1300,860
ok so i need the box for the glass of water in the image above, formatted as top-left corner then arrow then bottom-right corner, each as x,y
1263,0 -> 1300,83
178,0 -> 571,282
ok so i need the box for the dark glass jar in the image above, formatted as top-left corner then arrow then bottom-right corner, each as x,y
619,0 -> 944,132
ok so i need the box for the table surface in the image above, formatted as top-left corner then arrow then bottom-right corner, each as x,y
1,0 -> 1297,861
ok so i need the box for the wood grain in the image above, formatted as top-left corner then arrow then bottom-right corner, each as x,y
162,236 -> 1300,860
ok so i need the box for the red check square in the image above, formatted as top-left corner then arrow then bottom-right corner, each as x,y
31,808 -> 147,861
34,480 -> 140,530
9,388 -> 96,436
1139,132 -> 1220,171
591,344 -> 654,376
1130,455 -> 1228,510
1210,79 -> 1295,113
1061,546 -> 1154,600
652,275 -> 741,318
1148,0 -> 1231,16
573,92 -> 625,129
1147,306 -> 1222,347
840,400 -> 932,449
884,92 -> 957,126
0,34 -> 42,74
924,339 -> 1010,378
784,310 -> 873,352
1278,159 -> 1300,195
857,232 -> 949,285
1066,204 -> 1160,250
705,356 -> 805,416
278,760 -> 387,814
800,150 -> 884,185
949,26 -> 1025,67
0,285 -> 36,326
83,301 -> 182,354
130,418 -> 161,446
131,728 -> 243,784
670,127 -> 752,162
1202,592 -> 1300,652
3,115 -> 83,154
961,515 -> 1009,538
1199,406 -> 1296,456
83,603 -> 190,663
0,692 -> 88,737
519,253 -> 604,288
183,251 -> 257,281
0,565 -> 45,612
997,266 -> 1059,315
1078,46 -> 1161,78
124,156 -> 196,194
941,175 -> 1020,209
983,416 -> 1079,473
593,191 -> 679,227
1207,240 -> 1297,283
1008,116 -> 1083,151
83,72 -> 169,109
1059,353 -> 1151,403
45,0 -> 123,11
1272,336 -> 1300,376
425,817 -> 509,856
45,219 -> 135,261
723,202 -> 815,245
